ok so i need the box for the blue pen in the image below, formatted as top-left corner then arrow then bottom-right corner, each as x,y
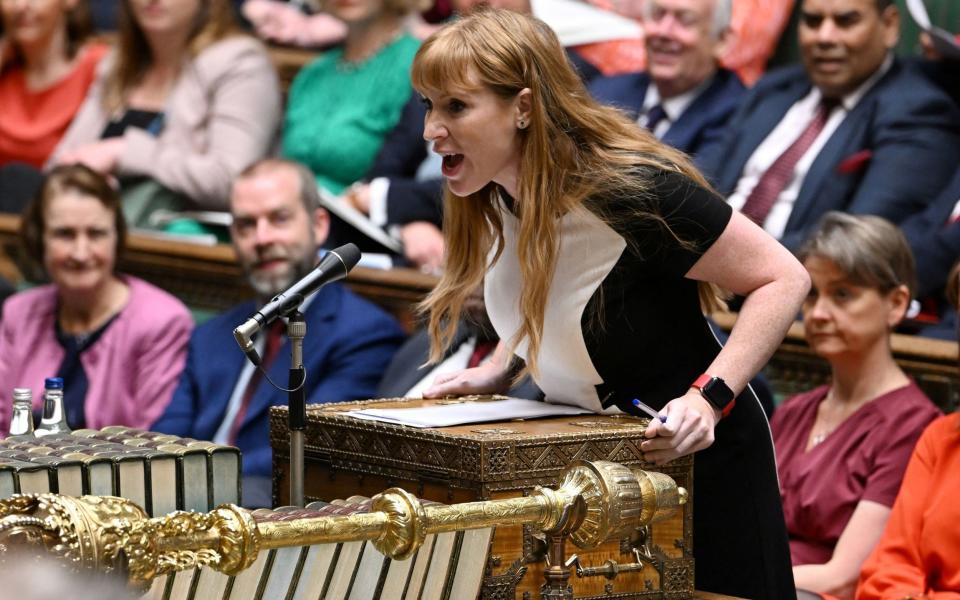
632,398 -> 667,422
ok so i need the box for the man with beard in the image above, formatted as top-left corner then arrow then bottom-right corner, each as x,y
701,0 -> 960,251
152,159 -> 405,507
589,0 -> 745,166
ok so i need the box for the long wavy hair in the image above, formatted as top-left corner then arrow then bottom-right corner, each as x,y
102,0 -> 243,110
413,8 -> 723,377
0,0 -> 92,72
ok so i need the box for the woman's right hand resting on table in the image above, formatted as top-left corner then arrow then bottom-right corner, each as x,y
422,342 -> 512,398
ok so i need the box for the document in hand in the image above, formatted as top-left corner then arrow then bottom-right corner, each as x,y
906,0 -> 960,60
317,187 -> 403,254
345,397 -> 591,428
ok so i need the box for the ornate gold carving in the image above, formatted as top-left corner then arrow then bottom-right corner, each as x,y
370,488 -> 425,560
0,460 -> 687,590
0,494 -> 146,578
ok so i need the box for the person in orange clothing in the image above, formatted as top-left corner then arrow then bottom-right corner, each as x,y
856,265 -> 960,600
0,0 -> 107,214
856,413 -> 960,599
0,0 -> 106,169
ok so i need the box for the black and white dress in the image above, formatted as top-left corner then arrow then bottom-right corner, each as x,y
484,169 -> 796,599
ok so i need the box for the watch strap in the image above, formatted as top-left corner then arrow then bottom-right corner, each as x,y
692,373 -> 736,418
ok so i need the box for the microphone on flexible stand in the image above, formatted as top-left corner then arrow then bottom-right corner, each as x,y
232,243 -> 361,507
233,243 -> 361,364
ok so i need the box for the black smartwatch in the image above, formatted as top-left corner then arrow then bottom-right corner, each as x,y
691,374 -> 736,418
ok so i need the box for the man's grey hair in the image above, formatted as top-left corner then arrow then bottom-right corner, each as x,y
711,0 -> 732,38
642,0 -> 733,39
233,158 -> 321,214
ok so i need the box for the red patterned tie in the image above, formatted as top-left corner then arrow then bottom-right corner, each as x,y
741,99 -> 838,226
467,339 -> 498,368
228,319 -> 285,446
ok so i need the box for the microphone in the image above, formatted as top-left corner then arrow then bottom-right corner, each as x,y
233,243 -> 361,365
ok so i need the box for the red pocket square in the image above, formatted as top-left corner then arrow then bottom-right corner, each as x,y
836,149 -> 873,174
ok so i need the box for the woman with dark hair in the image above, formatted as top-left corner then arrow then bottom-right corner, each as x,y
413,9 -> 810,599
48,0 -> 280,215
0,0 -> 106,211
282,0 -> 428,194
856,262 -> 960,599
772,212 -> 941,599
0,164 -> 192,433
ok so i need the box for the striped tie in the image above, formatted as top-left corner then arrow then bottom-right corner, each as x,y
741,99 -> 838,226
644,104 -> 668,133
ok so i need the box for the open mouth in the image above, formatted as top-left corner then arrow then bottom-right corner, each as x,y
441,153 -> 464,177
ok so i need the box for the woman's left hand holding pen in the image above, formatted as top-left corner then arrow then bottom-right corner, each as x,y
641,390 -> 720,465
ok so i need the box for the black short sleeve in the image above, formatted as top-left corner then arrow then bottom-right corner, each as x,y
597,169 -> 733,276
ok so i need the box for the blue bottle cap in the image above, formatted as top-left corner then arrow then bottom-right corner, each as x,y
44,377 -> 64,390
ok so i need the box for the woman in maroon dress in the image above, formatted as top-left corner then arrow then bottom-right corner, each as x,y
772,212 -> 941,600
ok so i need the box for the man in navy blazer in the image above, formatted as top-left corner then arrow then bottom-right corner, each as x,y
153,159 -> 405,506
701,0 -> 960,251
589,0 -> 744,164
899,170 -> 960,339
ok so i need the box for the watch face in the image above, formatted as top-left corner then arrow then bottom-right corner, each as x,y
703,377 -> 735,408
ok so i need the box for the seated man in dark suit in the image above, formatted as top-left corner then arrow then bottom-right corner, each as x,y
344,95 -> 447,273
900,169 -> 960,339
701,0 -> 960,251
153,159 -> 405,507
378,287 -> 540,400
589,0 -> 745,164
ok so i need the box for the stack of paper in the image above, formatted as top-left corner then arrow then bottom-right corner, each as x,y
345,398 -> 590,428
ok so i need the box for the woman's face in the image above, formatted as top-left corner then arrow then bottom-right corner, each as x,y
129,0 -> 201,37
1,0 -> 73,51
325,0 -> 386,24
801,255 -> 908,362
43,191 -> 118,298
421,72 -> 530,197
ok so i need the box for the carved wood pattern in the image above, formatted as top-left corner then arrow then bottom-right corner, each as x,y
271,404 -> 694,599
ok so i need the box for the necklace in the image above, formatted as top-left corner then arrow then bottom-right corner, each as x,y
809,390 -> 856,448
336,27 -> 404,73
810,430 -> 831,447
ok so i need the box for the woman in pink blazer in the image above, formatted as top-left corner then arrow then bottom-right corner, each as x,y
0,165 -> 192,433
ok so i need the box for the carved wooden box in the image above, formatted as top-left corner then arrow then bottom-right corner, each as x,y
270,398 -> 694,599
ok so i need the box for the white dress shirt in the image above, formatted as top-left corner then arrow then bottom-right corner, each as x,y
638,80 -> 707,139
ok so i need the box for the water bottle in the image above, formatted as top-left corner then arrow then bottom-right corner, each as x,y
8,387 -> 35,436
35,377 -> 70,437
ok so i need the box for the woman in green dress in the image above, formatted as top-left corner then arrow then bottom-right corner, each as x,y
282,0 -> 428,195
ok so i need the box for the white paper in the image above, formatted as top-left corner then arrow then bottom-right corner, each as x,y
129,227 -> 219,246
532,0 -> 642,46
902,0 -> 960,64
318,188 -> 404,254
344,398 -> 591,428
906,0 -> 932,30
148,209 -> 233,228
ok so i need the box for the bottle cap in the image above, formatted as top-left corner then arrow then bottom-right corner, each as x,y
44,377 -> 64,390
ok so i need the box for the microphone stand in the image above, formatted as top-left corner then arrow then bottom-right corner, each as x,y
287,311 -> 307,507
